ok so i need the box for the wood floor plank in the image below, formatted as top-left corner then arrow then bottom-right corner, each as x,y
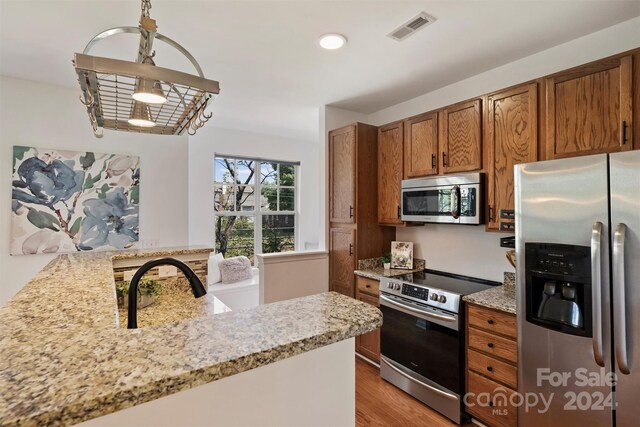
356,357 -> 461,427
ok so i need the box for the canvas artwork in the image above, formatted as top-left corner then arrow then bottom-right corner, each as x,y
391,241 -> 413,269
11,146 -> 140,255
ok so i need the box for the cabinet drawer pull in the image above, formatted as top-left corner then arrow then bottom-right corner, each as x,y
397,206 -> 401,219
349,244 -> 353,256
431,154 -> 436,169
442,152 -> 447,167
487,319 -> 494,325
488,206 -> 494,223
365,284 -> 371,288
487,366 -> 494,372
487,342 -> 494,348
489,401 -> 494,407
621,120 -> 627,145
349,205 -> 354,218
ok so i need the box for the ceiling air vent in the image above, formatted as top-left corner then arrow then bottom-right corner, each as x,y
387,12 -> 437,41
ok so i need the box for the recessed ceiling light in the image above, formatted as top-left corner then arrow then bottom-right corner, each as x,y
318,33 -> 347,50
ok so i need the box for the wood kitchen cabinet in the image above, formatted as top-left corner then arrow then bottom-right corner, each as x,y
355,276 -> 380,363
329,125 -> 356,223
405,111 -> 439,177
546,55 -> 633,159
441,99 -> 483,173
329,227 -> 356,297
328,123 -> 395,298
485,83 -> 539,231
378,121 -> 405,225
466,303 -> 518,427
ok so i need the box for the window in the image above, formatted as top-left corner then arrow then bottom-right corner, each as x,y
214,156 -> 297,262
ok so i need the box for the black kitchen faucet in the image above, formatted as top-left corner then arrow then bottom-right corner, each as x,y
127,257 -> 207,329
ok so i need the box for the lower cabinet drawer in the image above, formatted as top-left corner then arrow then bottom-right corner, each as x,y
466,371 -> 517,427
356,276 -> 380,296
468,349 -> 517,389
468,327 -> 517,364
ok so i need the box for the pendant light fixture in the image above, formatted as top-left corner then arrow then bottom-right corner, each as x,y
128,101 -> 156,127
74,0 -> 220,137
132,55 -> 167,105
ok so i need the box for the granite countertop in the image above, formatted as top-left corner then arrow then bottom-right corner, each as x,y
463,272 -> 517,314
117,285 -> 232,328
0,247 -> 381,426
354,258 -> 426,280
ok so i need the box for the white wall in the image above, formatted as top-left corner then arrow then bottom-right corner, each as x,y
187,126 -> 320,251
324,17 -> 640,282
257,250 -> 328,304
0,76 -> 189,304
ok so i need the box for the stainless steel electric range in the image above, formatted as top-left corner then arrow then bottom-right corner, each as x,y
379,269 -> 500,424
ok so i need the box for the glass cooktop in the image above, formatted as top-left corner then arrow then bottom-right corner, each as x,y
390,269 -> 500,296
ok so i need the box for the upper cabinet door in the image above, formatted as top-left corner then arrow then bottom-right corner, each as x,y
378,121 -> 404,225
329,125 -> 356,223
441,99 -> 483,173
486,83 -> 538,231
405,112 -> 439,177
546,55 -> 633,159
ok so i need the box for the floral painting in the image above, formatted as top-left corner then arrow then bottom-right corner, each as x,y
391,241 -> 413,270
11,146 -> 140,255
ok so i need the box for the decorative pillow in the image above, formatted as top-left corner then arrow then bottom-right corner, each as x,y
208,253 -> 224,285
219,256 -> 252,284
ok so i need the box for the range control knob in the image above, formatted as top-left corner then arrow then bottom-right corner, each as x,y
430,294 -> 438,301
438,295 -> 447,303
387,283 -> 393,289
394,283 -> 401,290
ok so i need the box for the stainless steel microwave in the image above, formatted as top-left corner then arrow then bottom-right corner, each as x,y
401,173 -> 484,224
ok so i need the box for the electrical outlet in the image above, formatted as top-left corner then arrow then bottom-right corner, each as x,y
158,265 -> 177,278
142,239 -> 159,249
123,269 -> 137,281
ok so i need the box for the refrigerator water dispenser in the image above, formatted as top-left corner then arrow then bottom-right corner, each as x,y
524,243 -> 592,337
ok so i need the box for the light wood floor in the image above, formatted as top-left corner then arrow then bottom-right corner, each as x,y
356,357 -> 460,427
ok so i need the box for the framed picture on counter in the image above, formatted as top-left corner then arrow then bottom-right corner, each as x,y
391,241 -> 413,269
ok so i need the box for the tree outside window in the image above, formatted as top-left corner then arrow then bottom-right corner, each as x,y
214,157 -> 296,262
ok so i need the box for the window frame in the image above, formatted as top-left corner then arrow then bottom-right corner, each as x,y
213,155 -> 299,261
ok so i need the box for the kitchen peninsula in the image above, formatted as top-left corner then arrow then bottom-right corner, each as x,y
0,248 -> 381,426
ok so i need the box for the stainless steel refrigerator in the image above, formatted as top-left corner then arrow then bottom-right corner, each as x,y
515,150 -> 640,427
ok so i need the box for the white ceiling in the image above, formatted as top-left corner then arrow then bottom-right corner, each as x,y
1,0 -> 639,141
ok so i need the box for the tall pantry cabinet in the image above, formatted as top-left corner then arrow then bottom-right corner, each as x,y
329,123 -> 394,298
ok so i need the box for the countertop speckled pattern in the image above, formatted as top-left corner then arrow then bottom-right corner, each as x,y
463,272 -> 517,314
354,258 -> 426,280
118,283 -> 232,328
0,247 -> 382,426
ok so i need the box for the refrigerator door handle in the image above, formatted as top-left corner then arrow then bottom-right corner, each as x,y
613,223 -> 631,374
591,222 -> 605,367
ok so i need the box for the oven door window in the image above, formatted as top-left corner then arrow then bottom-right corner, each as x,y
380,305 -> 461,394
403,189 -> 453,216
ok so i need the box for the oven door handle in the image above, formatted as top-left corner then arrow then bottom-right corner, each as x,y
380,294 -> 457,323
381,356 -> 458,401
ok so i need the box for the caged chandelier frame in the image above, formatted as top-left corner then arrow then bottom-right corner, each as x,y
73,0 -> 220,138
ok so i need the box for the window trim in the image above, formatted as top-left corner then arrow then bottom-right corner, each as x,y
214,155 -> 298,260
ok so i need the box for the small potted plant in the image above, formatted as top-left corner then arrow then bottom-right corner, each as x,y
381,253 -> 391,270
116,278 -> 163,309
